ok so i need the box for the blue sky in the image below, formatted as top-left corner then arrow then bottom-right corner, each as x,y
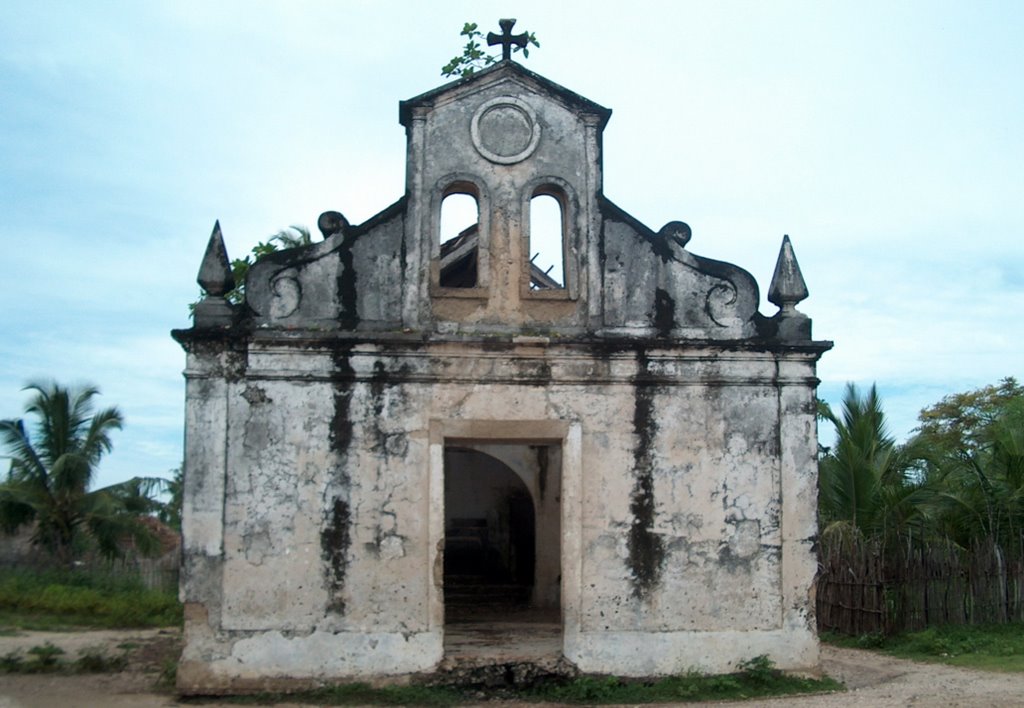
1,1 -> 1022,490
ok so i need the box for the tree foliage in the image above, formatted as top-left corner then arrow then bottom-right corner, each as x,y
914,378 -> 1024,555
225,225 -> 314,305
441,22 -> 539,78
916,377 -> 1023,457
818,384 -> 928,549
819,378 -> 1024,560
158,466 -> 183,531
0,382 -> 165,564
190,225 -> 316,315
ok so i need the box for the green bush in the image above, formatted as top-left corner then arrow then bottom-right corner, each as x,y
74,648 -> 128,673
26,642 -> 64,671
856,631 -> 887,649
552,676 -> 624,702
0,651 -> 25,672
0,567 -> 181,628
737,654 -> 778,684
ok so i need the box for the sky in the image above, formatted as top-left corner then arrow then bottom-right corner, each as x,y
1,1 -> 1022,490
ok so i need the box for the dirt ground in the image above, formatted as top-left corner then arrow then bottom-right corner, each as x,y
2,629 -> 1024,707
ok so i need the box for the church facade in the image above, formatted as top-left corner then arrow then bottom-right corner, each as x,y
174,50 -> 830,693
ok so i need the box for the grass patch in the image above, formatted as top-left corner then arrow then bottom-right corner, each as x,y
157,658 -> 178,689
0,567 -> 181,630
217,656 -> 841,705
26,642 -> 65,670
0,642 -> 129,674
823,623 -> 1024,672
527,660 -> 841,705
74,646 -> 130,673
225,684 -> 466,706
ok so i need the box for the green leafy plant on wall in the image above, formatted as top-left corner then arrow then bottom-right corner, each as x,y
442,21 -> 539,78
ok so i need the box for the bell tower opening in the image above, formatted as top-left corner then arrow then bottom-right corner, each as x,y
528,190 -> 565,289
439,187 -> 480,288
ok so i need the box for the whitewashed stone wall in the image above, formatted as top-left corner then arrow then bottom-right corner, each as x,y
174,338 -> 823,690
175,58 -> 829,693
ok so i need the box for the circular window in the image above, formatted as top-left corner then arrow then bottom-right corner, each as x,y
470,97 -> 540,165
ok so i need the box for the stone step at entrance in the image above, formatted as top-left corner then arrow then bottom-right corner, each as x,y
431,653 -> 578,688
442,619 -> 564,679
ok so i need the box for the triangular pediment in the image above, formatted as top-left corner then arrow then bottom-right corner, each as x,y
399,60 -> 611,129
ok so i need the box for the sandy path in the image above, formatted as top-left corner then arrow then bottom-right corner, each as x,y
688,645 -> 1024,708
2,632 -> 1024,707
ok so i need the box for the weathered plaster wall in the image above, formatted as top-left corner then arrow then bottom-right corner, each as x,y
177,59 -> 828,693
600,214 -> 761,339
176,338 -> 821,689
245,205 -> 406,330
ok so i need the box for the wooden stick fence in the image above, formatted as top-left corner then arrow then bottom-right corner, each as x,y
817,538 -> 1024,635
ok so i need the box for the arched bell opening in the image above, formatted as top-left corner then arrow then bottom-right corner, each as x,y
528,190 -> 566,290
438,186 -> 480,288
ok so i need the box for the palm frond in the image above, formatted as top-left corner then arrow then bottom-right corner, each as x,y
0,418 -> 48,486
101,476 -> 168,515
0,479 -> 40,532
49,452 -> 92,495
81,405 -> 124,467
82,489 -> 162,559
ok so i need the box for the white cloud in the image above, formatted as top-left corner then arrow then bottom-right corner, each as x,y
1,1 -> 1021,490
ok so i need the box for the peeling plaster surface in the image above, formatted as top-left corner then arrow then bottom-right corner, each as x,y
173,61 -> 830,692
175,344 -> 825,687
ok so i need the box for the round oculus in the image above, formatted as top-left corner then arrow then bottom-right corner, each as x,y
470,97 -> 540,164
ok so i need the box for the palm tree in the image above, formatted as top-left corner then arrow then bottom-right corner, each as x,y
157,466 -> 183,531
0,381 -> 163,564
818,383 -> 929,550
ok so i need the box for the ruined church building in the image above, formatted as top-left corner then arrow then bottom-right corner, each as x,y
174,29 -> 830,692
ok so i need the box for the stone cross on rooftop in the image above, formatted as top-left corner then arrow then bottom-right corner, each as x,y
488,18 -> 528,61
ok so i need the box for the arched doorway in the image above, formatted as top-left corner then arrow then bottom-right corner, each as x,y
442,443 -> 562,660
443,448 -> 536,611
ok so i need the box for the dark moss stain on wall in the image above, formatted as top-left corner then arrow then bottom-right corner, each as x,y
324,347 -> 356,613
330,348 -> 356,454
653,288 -> 676,338
223,345 -> 249,383
337,233 -> 359,330
367,360 -> 412,457
368,360 -> 389,452
627,349 -> 665,599
521,359 -> 552,386
321,497 -> 351,614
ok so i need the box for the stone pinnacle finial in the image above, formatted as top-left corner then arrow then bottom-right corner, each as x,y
768,235 -> 809,314
197,220 -> 234,297
487,19 -> 528,61
193,221 -> 236,327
